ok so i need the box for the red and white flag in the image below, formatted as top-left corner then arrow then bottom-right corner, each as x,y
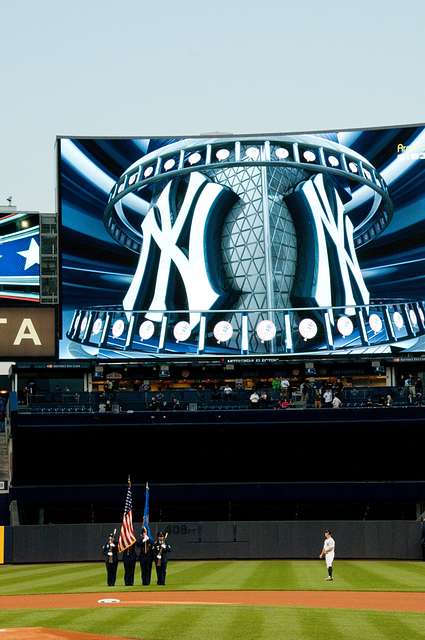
118,478 -> 136,552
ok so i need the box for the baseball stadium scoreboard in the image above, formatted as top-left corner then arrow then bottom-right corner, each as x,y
0,207 -> 56,358
5,122 -> 425,362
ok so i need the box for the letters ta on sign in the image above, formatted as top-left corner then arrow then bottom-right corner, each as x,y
0,308 -> 55,358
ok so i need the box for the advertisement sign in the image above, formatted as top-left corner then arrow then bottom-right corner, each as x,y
0,307 -> 55,358
0,211 -> 40,303
58,127 -> 425,359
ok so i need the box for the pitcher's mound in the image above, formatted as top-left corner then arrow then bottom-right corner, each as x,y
0,628 -> 135,640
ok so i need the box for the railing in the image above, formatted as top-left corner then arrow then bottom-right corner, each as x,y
17,386 -> 424,414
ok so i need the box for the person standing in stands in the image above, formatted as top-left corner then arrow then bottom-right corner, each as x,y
322,387 -> 333,408
122,540 -> 137,586
137,526 -> 154,585
102,532 -> 118,586
153,531 -> 171,585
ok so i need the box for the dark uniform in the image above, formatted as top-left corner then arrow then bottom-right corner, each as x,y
102,534 -> 118,586
153,532 -> 171,585
137,527 -> 153,585
122,542 -> 137,586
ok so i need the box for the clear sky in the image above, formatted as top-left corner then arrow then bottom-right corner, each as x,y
1,0 -> 425,212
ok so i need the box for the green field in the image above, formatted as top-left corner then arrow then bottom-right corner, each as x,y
0,560 -> 425,640
0,559 -> 424,594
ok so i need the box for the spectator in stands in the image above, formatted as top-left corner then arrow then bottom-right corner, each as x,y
259,391 -> 269,407
332,395 -> 342,408
271,377 -> 281,393
314,387 -> 322,409
280,377 -> 290,392
276,395 -> 290,409
415,377 -> 423,405
223,384 -> 233,400
249,391 -> 260,407
386,394 -> 393,407
170,397 -> 181,410
212,385 -> 221,401
323,387 -> 333,408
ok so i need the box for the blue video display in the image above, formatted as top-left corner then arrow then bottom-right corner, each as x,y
0,211 -> 40,303
58,127 -> 425,359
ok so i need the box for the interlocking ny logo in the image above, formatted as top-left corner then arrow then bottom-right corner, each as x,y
123,172 -> 238,329
288,173 -> 370,314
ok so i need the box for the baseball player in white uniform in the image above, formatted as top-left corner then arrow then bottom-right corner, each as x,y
319,530 -> 335,581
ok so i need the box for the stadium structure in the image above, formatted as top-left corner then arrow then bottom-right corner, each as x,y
1,124 -> 425,564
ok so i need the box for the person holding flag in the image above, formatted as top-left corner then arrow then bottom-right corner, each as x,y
118,477 -> 137,586
137,482 -> 154,585
153,531 -> 171,586
102,531 -> 118,586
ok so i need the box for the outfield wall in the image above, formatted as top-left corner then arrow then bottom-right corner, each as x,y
5,521 -> 423,562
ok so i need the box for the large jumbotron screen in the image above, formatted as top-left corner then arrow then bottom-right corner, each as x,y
58,127 -> 425,360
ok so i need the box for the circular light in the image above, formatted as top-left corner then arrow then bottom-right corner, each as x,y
80,316 -> 88,333
256,320 -> 276,342
419,308 -> 425,324
299,318 -> 318,340
328,155 -> 339,167
337,316 -> 354,336
139,320 -> 155,341
348,162 -> 358,173
216,148 -> 230,161
409,309 -> 418,326
368,313 -> 383,333
275,147 -> 289,160
213,321 -> 233,343
112,319 -> 125,338
164,158 -> 176,171
144,166 -> 154,178
303,150 -> 316,162
393,311 -> 404,329
188,152 -> 201,165
128,173 -> 137,185
92,318 -> 103,335
118,183 -> 125,193
110,319 -> 125,339
173,321 -> 191,342
245,146 -> 260,160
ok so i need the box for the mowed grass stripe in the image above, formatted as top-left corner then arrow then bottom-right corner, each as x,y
223,605 -> 265,640
366,610 -> 425,640
141,605 -> 208,640
167,560 -> 249,590
238,560 -> 301,590
0,565 -> 103,594
341,561 -> 423,591
2,608 -> 425,640
0,562 -> 95,583
2,560 -> 425,595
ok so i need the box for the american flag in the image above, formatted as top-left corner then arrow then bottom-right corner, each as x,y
118,480 -> 136,552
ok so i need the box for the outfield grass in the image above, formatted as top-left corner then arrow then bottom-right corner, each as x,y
0,560 -> 424,594
1,562 -> 425,640
0,606 -> 425,640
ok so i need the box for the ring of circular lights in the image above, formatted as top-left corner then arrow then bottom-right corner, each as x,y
104,135 -> 393,255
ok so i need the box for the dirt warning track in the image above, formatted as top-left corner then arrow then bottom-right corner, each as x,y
1,590 -> 425,613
